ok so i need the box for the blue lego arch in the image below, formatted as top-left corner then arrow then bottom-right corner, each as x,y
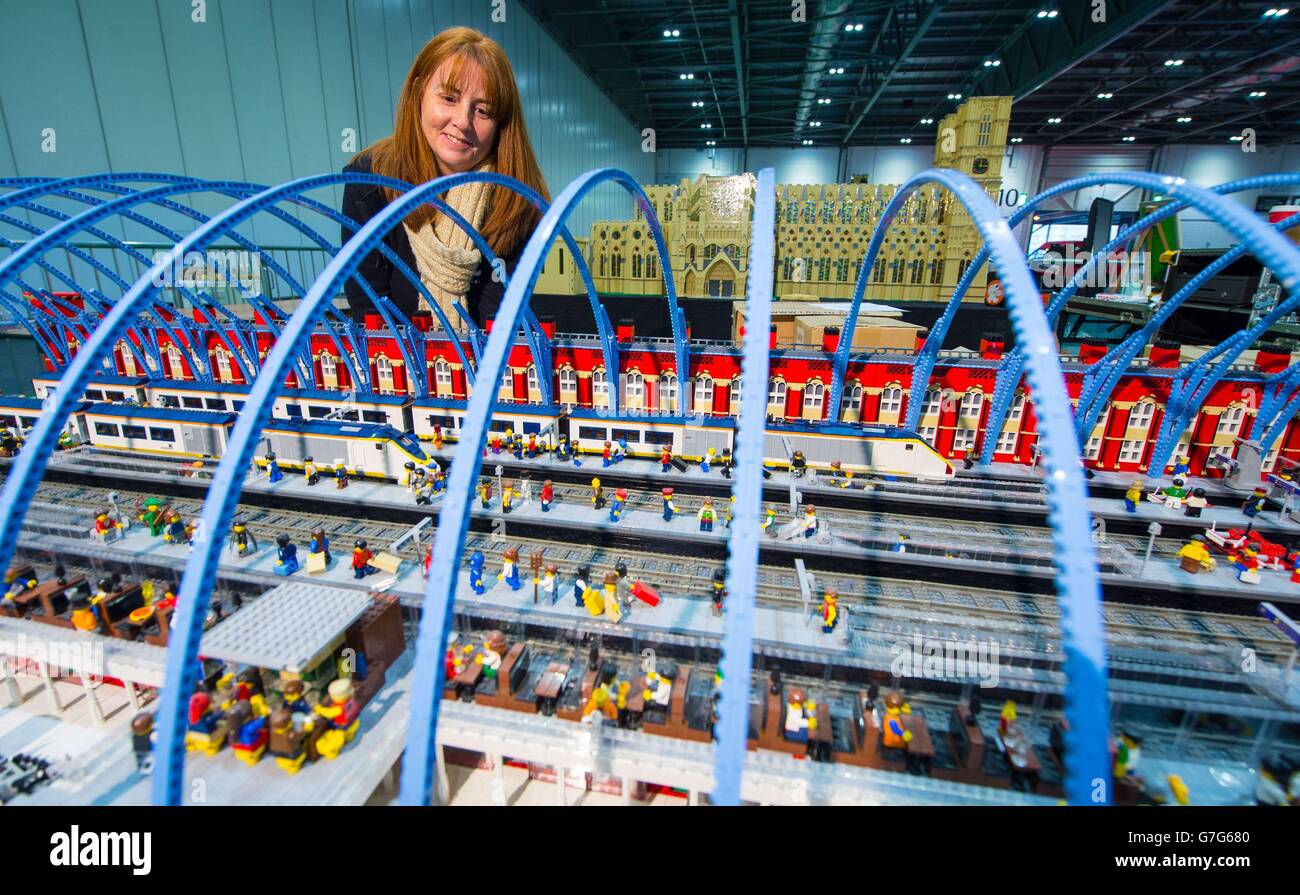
396,168 -> 688,806
712,168 -> 777,804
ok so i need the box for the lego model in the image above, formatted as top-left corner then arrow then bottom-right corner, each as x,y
229,517 -> 258,557
540,478 -> 554,512
351,539 -> 375,579
609,487 -> 628,522
698,497 -> 716,532
499,547 -> 522,591
274,534 -> 300,576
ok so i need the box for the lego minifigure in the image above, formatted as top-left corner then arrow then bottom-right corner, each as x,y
1243,487 -> 1268,518
1177,534 -> 1216,574
281,679 -> 312,717
660,445 -> 673,473
963,448 -> 975,470
229,517 -> 258,557
698,497 -> 717,532
1114,730 -> 1142,778
3,569 -> 35,602
477,630 -> 508,678
602,440 -> 613,467
93,509 -> 122,542
311,678 -> 360,761
0,429 -> 21,456
1254,754 -> 1296,806
541,478 -> 554,512
882,692 -> 914,749
351,539 -> 375,579
334,461 -> 348,489
614,439 -> 627,463
304,456 -> 320,486
720,448 -> 733,479
308,528 -> 331,566
999,700 -> 1017,736
499,547 -> 522,591
139,497 -> 168,537
265,452 -> 283,483
1123,479 -> 1143,513
1184,487 -> 1209,518
600,572 -> 622,622
57,429 -> 75,451
433,425 -> 444,452
892,533 -> 910,553
574,564 -> 590,607
469,551 -> 486,594
724,495 -> 735,528
803,504 -> 818,538
539,562 -> 558,603
662,487 -> 677,521
820,588 -> 839,633
556,434 -> 571,461
711,568 -> 726,616
501,478 -> 515,514
267,708 -> 309,775
701,447 -> 716,474
582,668 -> 620,723
609,487 -> 628,522
478,479 -> 493,509
790,450 -> 807,478
490,433 -> 503,455
186,691 -> 226,755
131,712 -> 155,773
163,509 -> 190,545
413,469 -> 433,505
422,542 -> 432,578
1173,454 -> 1191,477
432,463 -> 446,493
445,631 -> 462,681
643,662 -> 677,709
784,687 -> 810,743
274,533 -> 299,576
762,505 -> 777,535
591,477 -> 605,509
527,432 -> 538,458
1229,543 -> 1262,584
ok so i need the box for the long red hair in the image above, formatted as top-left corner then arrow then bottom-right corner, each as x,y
361,27 -> 548,259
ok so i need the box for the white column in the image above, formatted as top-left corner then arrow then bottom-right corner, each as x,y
81,675 -> 104,724
490,753 -> 507,806
0,655 -> 22,707
41,662 -> 64,713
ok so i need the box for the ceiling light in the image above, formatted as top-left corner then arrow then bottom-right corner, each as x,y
1122,136 -> 1137,142
844,23 -> 863,31
1230,135 -> 1244,142
947,93 -> 963,100
1010,137 -> 1024,143
1164,58 -> 1184,66
1264,8 -> 1290,17
706,140 -> 716,146
920,117 -> 934,124
802,139 -> 813,145
984,59 -> 1001,67
680,73 -> 695,80
827,66 -> 845,75
1037,8 -> 1058,17
1047,117 -> 1062,124
1177,116 -> 1192,123
900,138 -> 912,144
1097,92 -> 1113,99
701,123 -> 711,128
811,121 -> 822,127
663,29 -> 680,37
1250,90 -> 1268,98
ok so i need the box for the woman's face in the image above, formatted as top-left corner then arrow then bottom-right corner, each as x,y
421,59 -> 498,175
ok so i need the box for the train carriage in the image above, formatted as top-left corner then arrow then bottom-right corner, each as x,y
83,403 -> 233,458
260,418 -> 430,480
34,374 -> 148,406
0,395 -> 47,439
145,380 -> 250,414
274,388 -> 413,432
411,396 -> 563,446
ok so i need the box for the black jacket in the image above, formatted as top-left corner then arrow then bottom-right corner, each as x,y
340,152 -> 522,327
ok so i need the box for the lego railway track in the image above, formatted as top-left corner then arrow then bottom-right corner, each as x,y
30,479 -> 1289,663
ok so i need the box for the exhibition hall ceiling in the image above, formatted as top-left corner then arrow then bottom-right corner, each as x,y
520,0 -> 1300,148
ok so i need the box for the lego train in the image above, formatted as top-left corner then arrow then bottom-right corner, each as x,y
14,375 -> 953,480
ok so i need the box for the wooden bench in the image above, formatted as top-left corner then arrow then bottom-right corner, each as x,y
476,643 -> 528,710
534,661 -> 570,715
947,702 -> 985,780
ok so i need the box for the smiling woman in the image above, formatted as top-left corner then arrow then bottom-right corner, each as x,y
341,27 -> 549,327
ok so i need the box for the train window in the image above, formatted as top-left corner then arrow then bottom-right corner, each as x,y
85,389 -> 105,401
488,420 -> 510,433
579,426 -> 608,441
232,401 -> 245,411
374,443 -> 385,451
0,416 -> 15,428
904,443 -> 914,451
308,406 -> 331,419
20,417 -> 37,428
159,395 -> 180,408
122,425 -> 147,440
362,411 -> 387,424
611,428 -> 641,444
94,422 -> 120,437
643,431 -> 674,447
341,410 -> 360,421
425,414 -> 455,430
182,397 -> 203,409
286,405 -> 302,418
205,398 -> 226,411
106,391 -> 126,402
149,427 -> 176,442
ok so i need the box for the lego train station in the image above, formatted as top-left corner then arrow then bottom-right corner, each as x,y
3,2 -> 1300,828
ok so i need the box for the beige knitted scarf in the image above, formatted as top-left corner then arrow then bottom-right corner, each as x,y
404,159 -> 494,326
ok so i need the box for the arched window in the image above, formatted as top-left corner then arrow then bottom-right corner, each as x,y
1217,403 -> 1246,437
694,375 -> 714,412
626,370 -> 644,407
434,358 -> 452,394
376,355 -> 395,392
768,378 -> 787,408
729,377 -> 741,410
659,372 -> 678,412
960,390 -> 984,419
166,345 -> 185,380
840,383 -> 863,415
592,368 -> 610,408
804,381 -> 825,416
215,350 -> 233,383
977,112 -> 992,147
879,385 -> 901,414
922,389 -> 943,416
1129,400 -> 1156,430
632,255 -> 643,278
558,366 -> 577,398
321,353 -> 337,383
526,365 -> 539,396
119,341 -> 137,377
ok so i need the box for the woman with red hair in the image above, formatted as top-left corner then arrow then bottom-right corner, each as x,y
342,27 -> 549,328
